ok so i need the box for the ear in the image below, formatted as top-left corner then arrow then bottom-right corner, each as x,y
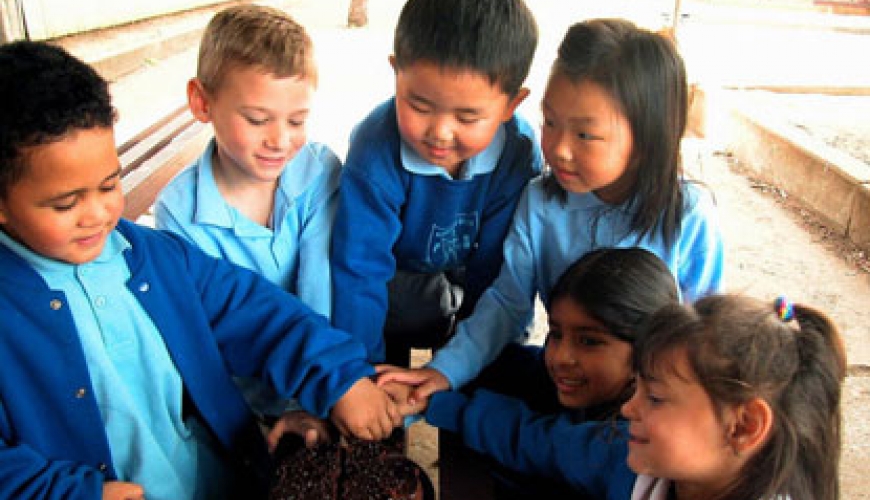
187,78 -> 212,124
730,397 -> 773,455
501,87 -> 530,122
388,54 -> 398,74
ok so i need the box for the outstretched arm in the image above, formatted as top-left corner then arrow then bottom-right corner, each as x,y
425,389 -> 636,498
376,365 -> 451,406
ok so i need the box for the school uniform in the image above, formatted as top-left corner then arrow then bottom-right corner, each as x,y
426,389 -> 637,500
330,98 -> 542,362
0,219 -> 373,500
429,176 -> 725,389
155,139 -> 341,416
155,139 -> 340,318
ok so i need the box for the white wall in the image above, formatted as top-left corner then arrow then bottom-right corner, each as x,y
21,0 -> 224,40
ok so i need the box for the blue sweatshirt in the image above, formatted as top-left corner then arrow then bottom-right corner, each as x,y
0,219 -> 374,500
331,98 -> 542,361
426,389 -> 637,500
430,176 -> 724,389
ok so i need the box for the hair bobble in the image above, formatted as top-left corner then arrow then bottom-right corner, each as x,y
774,296 -> 795,322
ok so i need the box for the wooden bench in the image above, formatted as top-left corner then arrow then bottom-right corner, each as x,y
118,104 -> 212,222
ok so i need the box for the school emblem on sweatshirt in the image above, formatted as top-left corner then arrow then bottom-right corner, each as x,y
427,213 -> 479,268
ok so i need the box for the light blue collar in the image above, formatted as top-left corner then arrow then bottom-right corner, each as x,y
0,227 -> 130,275
192,139 -> 317,234
400,125 -> 506,180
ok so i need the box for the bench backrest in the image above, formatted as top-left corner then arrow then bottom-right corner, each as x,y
119,105 -> 211,222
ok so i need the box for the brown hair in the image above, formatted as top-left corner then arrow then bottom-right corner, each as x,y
635,294 -> 845,500
196,4 -> 317,93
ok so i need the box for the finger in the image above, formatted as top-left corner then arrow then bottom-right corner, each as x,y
377,414 -> 395,441
303,428 -> 320,449
376,370 -> 424,386
374,363 -> 401,374
386,398 -> 403,428
411,380 -> 441,402
266,420 -> 288,453
381,383 -> 407,404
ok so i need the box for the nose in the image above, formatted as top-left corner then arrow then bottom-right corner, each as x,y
552,341 -> 578,367
621,388 -> 640,420
427,114 -> 453,143
264,121 -> 296,151
545,128 -> 573,164
79,194 -> 110,227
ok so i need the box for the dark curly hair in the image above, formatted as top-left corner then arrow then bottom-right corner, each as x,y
0,41 -> 116,197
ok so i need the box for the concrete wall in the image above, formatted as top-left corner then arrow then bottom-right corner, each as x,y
723,92 -> 870,251
16,0 -> 224,40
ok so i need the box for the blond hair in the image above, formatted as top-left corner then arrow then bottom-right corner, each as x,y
197,4 -> 316,93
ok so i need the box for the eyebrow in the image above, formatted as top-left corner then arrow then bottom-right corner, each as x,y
240,105 -> 310,116
542,101 -> 597,125
41,168 -> 122,205
549,322 -> 610,335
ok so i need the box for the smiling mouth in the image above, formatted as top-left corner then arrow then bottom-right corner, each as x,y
257,156 -> 286,165
553,168 -> 580,180
76,231 -> 104,247
628,431 -> 649,445
554,376 -> 587,392
424,142 -> 452,156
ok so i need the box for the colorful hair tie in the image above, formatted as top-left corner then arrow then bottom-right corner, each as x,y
774,296 -> 794,322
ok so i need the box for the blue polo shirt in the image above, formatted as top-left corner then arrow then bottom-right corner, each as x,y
155,139 -> 341,416
154,139 -> 340,318
0,229 -> 229,500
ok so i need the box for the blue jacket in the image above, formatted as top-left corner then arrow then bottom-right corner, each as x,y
331,98 -> 542,360
0,219 -> 374,500
426,389 -> 637,500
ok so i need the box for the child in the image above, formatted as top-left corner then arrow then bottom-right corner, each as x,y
424,294 -> 846,500
496,247 -> 679,418
153,5 -> 339,445
465,247 -> 680,498
381,18 -> 725,398
0,41 -> 399,500
329,0 -> 542,365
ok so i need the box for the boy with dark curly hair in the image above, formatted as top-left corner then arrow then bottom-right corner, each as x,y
0,41 -> 399,500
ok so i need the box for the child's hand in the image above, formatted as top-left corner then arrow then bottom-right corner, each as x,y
376,365 -> 451,405
330,377 -> 401,440
381,380 -> 427,415
266,410 -> 332,452
103,481 -> 144,500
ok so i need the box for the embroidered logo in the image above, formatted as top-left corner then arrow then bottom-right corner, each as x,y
427,213 -> 479,268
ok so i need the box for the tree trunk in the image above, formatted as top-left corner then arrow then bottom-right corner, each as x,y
347,0 -> 369,28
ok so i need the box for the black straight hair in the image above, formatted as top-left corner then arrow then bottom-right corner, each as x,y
544,19 -> 687,247
393,0 -> 538,97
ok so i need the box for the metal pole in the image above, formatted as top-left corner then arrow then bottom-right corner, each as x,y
0,0 -> 28,43
671,0 -> 684,42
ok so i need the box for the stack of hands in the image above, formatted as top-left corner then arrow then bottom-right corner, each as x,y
267,365 -> 451,450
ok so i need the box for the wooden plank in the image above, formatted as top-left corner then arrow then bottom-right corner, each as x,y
121,119 -> 211,221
